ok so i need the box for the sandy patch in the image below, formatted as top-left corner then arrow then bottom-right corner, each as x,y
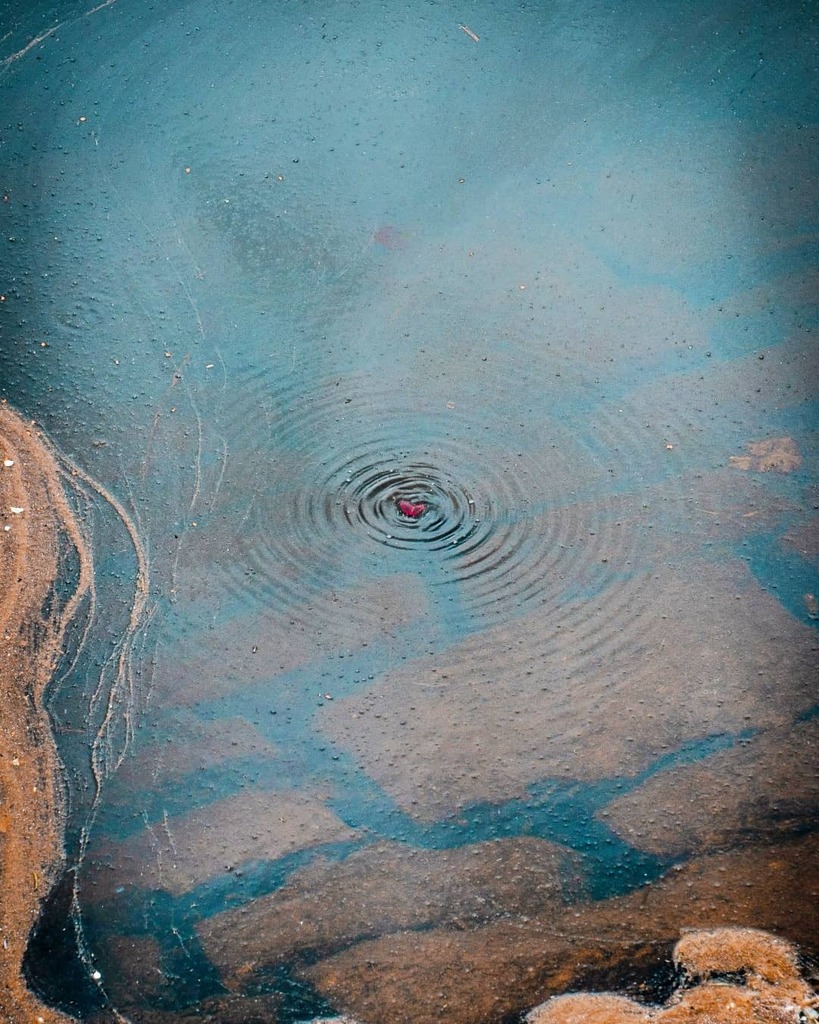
198,837 -> 580,987
151,572 -> 429,707
112,716 -> 279,792
781,517 -> 819,567
300,832 -> 819,1024
528,927 -> 818,1023
729,437 -> 802,473
84,788 -> 358,900
598,717 -> 819,856
317,559 -> 817,821
0,404 -> 88,1023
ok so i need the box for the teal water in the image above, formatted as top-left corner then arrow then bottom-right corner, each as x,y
1,0 -> 817,1021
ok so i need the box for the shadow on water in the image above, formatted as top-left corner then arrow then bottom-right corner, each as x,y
1,0 -> 817,1021
23,873 -> 106,1018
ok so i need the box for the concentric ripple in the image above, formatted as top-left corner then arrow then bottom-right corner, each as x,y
203,365 -> 688,636
321,455 -> 484,553
235,427 -> 553,621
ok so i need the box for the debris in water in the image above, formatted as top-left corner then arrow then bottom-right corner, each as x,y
397,499 -> 426,519
729,436 -> 802,473
372,224 -> 405,250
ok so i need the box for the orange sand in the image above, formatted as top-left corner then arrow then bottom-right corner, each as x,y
198,837 -> 579,987
0,404 -> 89,1024
3,397 -> 817,1024
729,436 -> 802,473
528,927 -> 818,1023
599,717 -> 819,856
294,833 -> 818,1023
316,559 -> 816,821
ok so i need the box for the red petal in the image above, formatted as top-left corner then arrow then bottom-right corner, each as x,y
398,499 -> 426,518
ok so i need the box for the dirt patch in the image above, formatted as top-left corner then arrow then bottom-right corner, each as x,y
316,559 -> 817,821
528,927 -> 818,1022
198,837 -> 581,988
298,833 -> 819,1024
0,403 -> 89,1024
781,517 -> 819,567
150,572 -> 429,708
598,717 -> 819,856
84,788 -> 359,901
729,437 -> 803,473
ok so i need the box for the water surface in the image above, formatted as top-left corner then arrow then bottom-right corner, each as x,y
1,0 -> 817,1021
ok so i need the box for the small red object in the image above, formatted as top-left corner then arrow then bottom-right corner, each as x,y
372,224 -> 405,250
397,499 -> 426,519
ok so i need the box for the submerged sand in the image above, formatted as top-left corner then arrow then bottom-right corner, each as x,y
2,397 -> 817,1024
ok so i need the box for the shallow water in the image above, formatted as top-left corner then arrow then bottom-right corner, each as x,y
1,0 -> 817,1021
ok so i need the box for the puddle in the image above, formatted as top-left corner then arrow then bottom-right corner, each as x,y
1,1 -> 817,1022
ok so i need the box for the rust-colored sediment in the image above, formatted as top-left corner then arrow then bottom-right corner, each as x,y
0,403 -> 89,1024
729,436 -> 803,473
289,833 -> 818,1023
197,836 -> 580,987
599,717 -> 819,857
527,927 -> 818,1023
